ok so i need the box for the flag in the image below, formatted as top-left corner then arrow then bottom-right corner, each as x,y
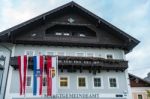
33,56 -> 44,95
46,56 -> 57,96
17,55 -> 28,95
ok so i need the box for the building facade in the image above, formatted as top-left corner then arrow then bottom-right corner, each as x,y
129,74 -> 150,99
0,1 -> 139,99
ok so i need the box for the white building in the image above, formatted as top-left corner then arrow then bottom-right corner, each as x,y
0,1 -> 139,99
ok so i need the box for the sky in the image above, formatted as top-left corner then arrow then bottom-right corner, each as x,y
0,0 -> 150,78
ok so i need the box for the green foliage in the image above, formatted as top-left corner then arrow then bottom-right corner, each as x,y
147,90 -> 150,97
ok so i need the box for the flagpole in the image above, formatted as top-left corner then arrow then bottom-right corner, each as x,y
24,55 -> 28,99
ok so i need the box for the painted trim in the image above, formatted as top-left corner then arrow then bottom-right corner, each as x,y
108,76 -> 119,89
77,76 -> 88,89
58,75 -> 70,89
92,76 -> 104,89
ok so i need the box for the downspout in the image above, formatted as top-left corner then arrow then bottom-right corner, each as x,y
0,44 -> 12,99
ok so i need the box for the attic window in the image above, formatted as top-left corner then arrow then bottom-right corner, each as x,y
63,33 -> 70,36
55,32 -> 62,36
79,33 -> 86,37
31,33 -> 36,37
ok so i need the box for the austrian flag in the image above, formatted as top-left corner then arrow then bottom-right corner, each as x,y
17,55 -> 28,95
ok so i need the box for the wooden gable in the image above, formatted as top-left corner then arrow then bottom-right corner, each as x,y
129,74 -> 150,87
0,1 -> 139,53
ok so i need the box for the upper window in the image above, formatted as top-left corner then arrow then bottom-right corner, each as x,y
109,77 -> 117,88
25,50 -> 34,56
55,32 -> 62,36
59,77 -> 69,88
138,95 -> 143,99
78,77 -> 87,88
45,25 -> 96,38
86,53 -> 94,57
93,77 -> 102,88
27,76 -> 32,87
63,33 -> 70,36
57,52 -> 65,56
46,52 -> 55,56
76,52 -> 85,57
79,33 -> 86,37
106,54 -> 113,59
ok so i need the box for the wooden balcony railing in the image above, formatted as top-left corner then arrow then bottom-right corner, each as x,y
10,56 -> 128,72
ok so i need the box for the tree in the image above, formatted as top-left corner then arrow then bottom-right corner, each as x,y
147,90 -> 150,99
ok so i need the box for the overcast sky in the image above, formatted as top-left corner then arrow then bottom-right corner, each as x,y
0,0 -> 150,78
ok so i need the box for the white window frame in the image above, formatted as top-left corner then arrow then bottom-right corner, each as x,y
46,51 -> 56,56
25,50 -> 35,56
92,76 -> 103,89
75,52 -> 85,57
56,52 -> 66,56
77,76 -> 88,89
26,75 -> 32,87
86,52 -> 95,57
105,53 -> 114,59
137,94 -> 143,99
59,76 -> 69,89
108,76 -> 119,89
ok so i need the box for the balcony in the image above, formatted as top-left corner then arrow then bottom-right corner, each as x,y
10,56 -> 128,74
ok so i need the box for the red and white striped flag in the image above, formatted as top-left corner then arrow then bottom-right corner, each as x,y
17,55 -> 28,95
46,56 -> 57,96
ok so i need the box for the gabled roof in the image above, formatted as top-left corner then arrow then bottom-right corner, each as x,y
129,73 -> 150,87
0,1 -> 139,51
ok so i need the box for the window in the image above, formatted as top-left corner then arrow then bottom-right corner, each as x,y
27,76 -> 32,86
59,77 -> 68,88
86,53 -> 94,57
78,77 -> 86,88
109,78 -> 117,88
46,52 -> 55,56
138,95 -> 143,99
25,50 -> 34,56
43,77 -> 47,86
76,52 -> 85,57
79,33 -> 86,37
106,54 -> 113,59
57,52 -> 65,56
55,32 -> 62,36
93,77 -> 101,88
63,33 -> 70,36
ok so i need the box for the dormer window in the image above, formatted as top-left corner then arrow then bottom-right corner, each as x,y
55,32 -> 62,36
63,33 -> 70,36
79,33 -> 86,37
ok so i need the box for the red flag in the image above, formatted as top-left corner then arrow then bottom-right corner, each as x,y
18,55 -> 28,95
39,56 -> 44,95
18,56 -> 22,95
46,56 -> 52,96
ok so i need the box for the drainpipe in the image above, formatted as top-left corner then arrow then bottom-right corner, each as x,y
0,44 -> 12,99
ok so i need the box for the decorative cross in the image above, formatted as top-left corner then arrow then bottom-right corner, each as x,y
68,18 -> 75,23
